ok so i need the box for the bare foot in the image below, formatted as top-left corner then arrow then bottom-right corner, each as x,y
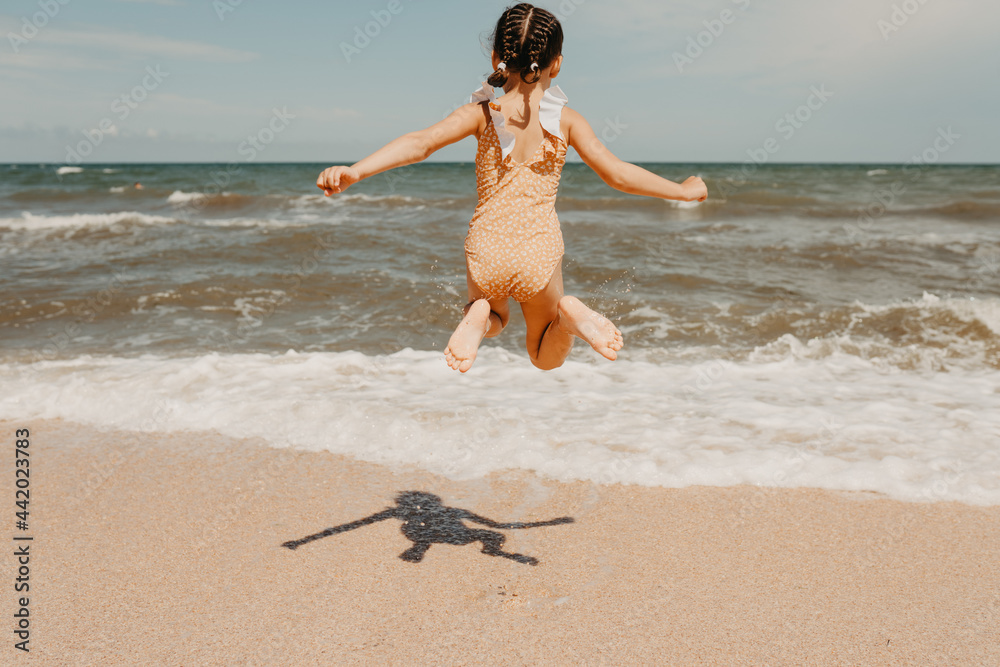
555,295 -> 624,361
444,299 -> 492,372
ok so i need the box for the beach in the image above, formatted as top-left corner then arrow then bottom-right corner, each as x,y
8,418 -> 998,665
3,162 -> 999,663
3,0 -> 997,662
3,0 -> 998,660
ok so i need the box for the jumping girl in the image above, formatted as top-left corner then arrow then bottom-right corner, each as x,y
317,3 -> 707,373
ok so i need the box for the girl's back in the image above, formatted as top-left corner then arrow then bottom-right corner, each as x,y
484,89 -> 556,164
315,2 -> 705,373
466,80 -> 569,305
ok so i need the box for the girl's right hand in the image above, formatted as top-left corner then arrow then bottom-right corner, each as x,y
681,176 -> 708,202
317,165 -> 361,196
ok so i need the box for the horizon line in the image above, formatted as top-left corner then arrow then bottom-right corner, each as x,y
5,160 -> 998,167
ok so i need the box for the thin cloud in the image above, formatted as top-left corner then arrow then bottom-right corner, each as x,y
576,0 -> 997,82
0,50 -> 119,73
0,18 -> 256,65
45,26 -> 257,62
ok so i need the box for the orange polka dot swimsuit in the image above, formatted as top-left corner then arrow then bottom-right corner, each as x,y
465,82 -> 569,303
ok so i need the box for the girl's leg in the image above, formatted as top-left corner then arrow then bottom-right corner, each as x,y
520,262 -> 624,371
444,268 -> 510,373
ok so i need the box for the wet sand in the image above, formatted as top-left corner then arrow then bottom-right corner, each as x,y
6,419 -> 999,665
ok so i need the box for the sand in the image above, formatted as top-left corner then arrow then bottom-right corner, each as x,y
4,418 -> 998,665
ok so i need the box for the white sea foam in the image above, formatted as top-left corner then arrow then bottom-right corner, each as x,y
56,166 -> 83,175
0,211 -> 177,230
333,193 -> 420,205
166,190 -> 211,204
109,186 -> 126,193
866,169 -> 888,176
2,347 -> 997,505
0,210 -> 327,231
741,294 -> 1000,371
289,194 -> 335,207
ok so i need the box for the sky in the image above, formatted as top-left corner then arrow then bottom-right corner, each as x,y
0,0 -> 997,164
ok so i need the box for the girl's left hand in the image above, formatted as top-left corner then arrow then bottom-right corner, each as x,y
317,165 -> 361,195
681,176 -> 708,202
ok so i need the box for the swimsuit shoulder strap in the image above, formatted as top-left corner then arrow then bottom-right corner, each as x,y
470,82 -> 515,160
469,82 -> 570,158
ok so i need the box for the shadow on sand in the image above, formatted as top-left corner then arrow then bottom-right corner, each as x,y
282,491 -> 574,566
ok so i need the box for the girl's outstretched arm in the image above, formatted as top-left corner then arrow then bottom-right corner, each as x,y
317,103 -> 483,195
564,108 -> 707,202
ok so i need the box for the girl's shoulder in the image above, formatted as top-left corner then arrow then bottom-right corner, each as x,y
559,106 -> 587,148
560,105 -> 584,126
442,97 -> 490,141
464,100 -> 491,139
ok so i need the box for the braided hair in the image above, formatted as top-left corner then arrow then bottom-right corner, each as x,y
486,3 -> 563,88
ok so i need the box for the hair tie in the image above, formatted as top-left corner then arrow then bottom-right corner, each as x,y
529,62 -> 539,72
497,62 -> 507,71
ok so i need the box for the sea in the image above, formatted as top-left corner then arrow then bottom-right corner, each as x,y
1,162 -> 998,504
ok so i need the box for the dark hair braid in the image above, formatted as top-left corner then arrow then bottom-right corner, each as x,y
486,3 -> 563,88
487,3 -> 531,87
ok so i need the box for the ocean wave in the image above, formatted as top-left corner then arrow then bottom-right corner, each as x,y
620,293 -> 1000,370
334,193 -> 421,204
10,190 -> 86,203
323,192 -> 479,213
835,292 -> 999,339
165,190 -> 259,211
1,348 -> 997,504
700,191 -> 1000,222
556,196 -> 681,213
553,192 -> 1000,222
275,191 -> 446,212
166,190 -> 209,204
922,201 -> 1000,220
15,187 -> 995,224
0,210 -> 333,232
0,211 -> 178,230
56,166 -> 83,175
162,190 -> 445,214
5,183 -> 473,214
